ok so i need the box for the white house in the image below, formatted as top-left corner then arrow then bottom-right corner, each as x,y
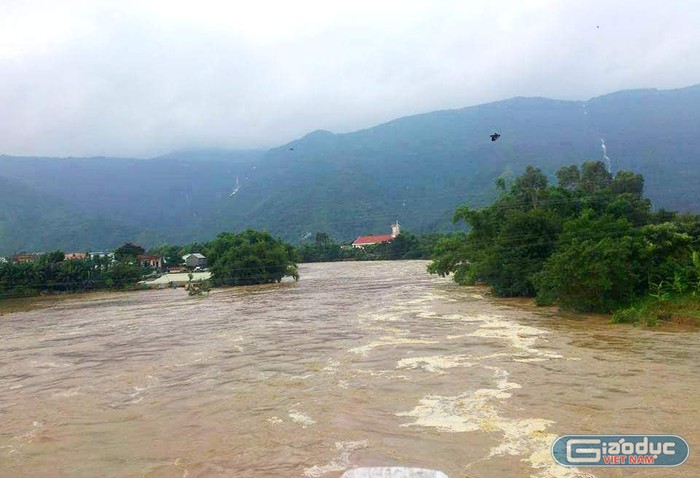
183,253 -> 207,268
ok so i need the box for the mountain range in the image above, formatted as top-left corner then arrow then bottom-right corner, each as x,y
1,84 -> 699,255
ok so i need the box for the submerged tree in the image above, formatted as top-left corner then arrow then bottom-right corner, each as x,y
207,230 -> 298,286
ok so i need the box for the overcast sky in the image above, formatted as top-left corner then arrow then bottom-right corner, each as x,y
1,0 -> 698,157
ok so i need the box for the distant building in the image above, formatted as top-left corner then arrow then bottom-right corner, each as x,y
88,251 -> 113,259
183,253 -> 207,268
65,252 -> 87,260
12,253 -> 41,263
137,254 -> 164,269
352,221 -> 401,248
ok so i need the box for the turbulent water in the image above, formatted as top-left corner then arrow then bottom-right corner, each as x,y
0,261 -> 698,477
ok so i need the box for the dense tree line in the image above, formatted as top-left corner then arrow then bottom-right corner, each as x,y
0,252 -> 142,298
1,230 -> 299,298
296,232 -> 446,263
429,161 -> 700,323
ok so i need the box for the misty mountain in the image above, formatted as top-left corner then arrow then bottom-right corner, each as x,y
1,84 -> 699,255
0,176 -> 149,253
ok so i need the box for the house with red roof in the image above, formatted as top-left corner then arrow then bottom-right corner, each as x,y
352,222 -> 401,248
64,252 -> 87,261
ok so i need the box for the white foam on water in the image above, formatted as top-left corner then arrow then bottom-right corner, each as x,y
304,440 -> 369,477
397,364 -> 591,477
350,337 -> 438,356
465,315 -> 564,361
404,296 -> 435,306
396,354 -> 475,374
360,312 -> 404,322
323,359 -> 341,373
491,418 -> 595,478
396,393 -> 482,432
53,387 -> 81,398
417,311 -> 438,319
354,369 -> 412,380
397,366 -> 521,432
30,360 -> 72,368
288,410 -> 316,428
436,313 -> 483,322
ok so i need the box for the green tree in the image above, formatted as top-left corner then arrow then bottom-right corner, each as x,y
114,242 -> 145,262
579,161 -> 612,193
149,244 -> 183,265
207,230 -> 298,286
429,161 -> 700,316
298,232 -> 341,262
38,250 -> 65,265
611,170 -> 644,196
485,209 -> 562,296
556,164 -> 580,191
105,263 -> 143,289
512,165 -> 548,209
534,214 -> 642,312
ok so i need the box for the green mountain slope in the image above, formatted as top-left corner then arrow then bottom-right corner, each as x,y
207,85 -> 700,241
0,85 -> 699,253
0,176 -> 149,255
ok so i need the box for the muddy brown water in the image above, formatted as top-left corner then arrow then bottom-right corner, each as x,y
0,261 -> 698,477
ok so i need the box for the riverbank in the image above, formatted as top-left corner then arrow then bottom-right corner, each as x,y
612,294 -> 700,327
0,289 -> 127,316
483,286 -> 700,329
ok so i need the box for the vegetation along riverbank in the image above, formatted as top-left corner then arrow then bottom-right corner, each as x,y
428,160 -> 700,327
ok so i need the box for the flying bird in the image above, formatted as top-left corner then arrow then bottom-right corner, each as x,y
490,132 -> 501,142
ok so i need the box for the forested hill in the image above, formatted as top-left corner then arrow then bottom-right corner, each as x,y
1,84 -> 699,254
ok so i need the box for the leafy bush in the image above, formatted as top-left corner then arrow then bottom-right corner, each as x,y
207,230 -> 298,286
611,306 -> 643,324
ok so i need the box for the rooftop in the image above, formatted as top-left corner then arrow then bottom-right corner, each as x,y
352,234 -> 393,245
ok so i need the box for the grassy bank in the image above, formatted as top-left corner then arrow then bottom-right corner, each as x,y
612,294 -> 700,327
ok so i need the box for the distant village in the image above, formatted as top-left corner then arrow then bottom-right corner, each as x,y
0,221 -> 402,266
1,250 -> 207,270
0,221 -> 408,293
0,249 -> 211,290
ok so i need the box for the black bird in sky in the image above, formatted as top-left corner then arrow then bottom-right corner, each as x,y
490,132 -> 501,142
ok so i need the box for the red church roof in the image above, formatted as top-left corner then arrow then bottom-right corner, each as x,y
352,234 -> 393,246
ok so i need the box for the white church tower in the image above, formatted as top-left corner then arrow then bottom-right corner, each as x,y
391,221 -> 401,238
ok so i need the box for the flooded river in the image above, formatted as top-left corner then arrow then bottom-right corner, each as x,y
0,261 -> 698,477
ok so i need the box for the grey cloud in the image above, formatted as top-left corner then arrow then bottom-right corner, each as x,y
0,0 -> 698,157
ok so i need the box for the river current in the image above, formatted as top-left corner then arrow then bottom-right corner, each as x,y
0,261 -> 698,477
